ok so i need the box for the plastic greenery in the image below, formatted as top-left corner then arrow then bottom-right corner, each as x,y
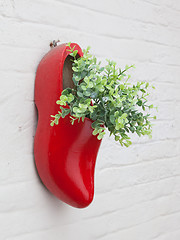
50,43 -> 156,147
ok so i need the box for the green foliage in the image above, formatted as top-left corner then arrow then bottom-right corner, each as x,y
50,43 -> 157,147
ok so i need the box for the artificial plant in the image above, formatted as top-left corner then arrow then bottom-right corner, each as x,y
51,43 -> 156,147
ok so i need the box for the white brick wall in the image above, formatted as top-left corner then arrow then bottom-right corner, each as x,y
0,0 -> 180,239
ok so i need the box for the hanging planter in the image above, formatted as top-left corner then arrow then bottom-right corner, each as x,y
34,43 -> 102,208
34,42 -> 156,208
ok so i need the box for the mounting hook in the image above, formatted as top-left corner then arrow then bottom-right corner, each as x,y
50,40 -> 60,48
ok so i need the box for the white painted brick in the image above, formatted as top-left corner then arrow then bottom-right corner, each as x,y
152,120 -> 179,140
98,212 -> 180,240
153,229 -> 180,240
97,156 -> 180,193
83,176 -> 180,219
0,0 -> 180,239
58,0 -> 171,27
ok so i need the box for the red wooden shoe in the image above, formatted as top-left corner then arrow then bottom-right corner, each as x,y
34,43 -> 102,208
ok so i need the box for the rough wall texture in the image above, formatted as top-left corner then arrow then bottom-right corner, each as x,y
0,0 -> 180,239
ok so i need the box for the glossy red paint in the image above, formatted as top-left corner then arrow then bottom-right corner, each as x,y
34,43 -> 102,208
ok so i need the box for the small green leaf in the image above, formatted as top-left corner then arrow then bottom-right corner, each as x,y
73,50 -> 78,57
77,91 -> 83,97
50,121 -> 54,126
115,135 -> 120,141
92,129 -> 99,135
